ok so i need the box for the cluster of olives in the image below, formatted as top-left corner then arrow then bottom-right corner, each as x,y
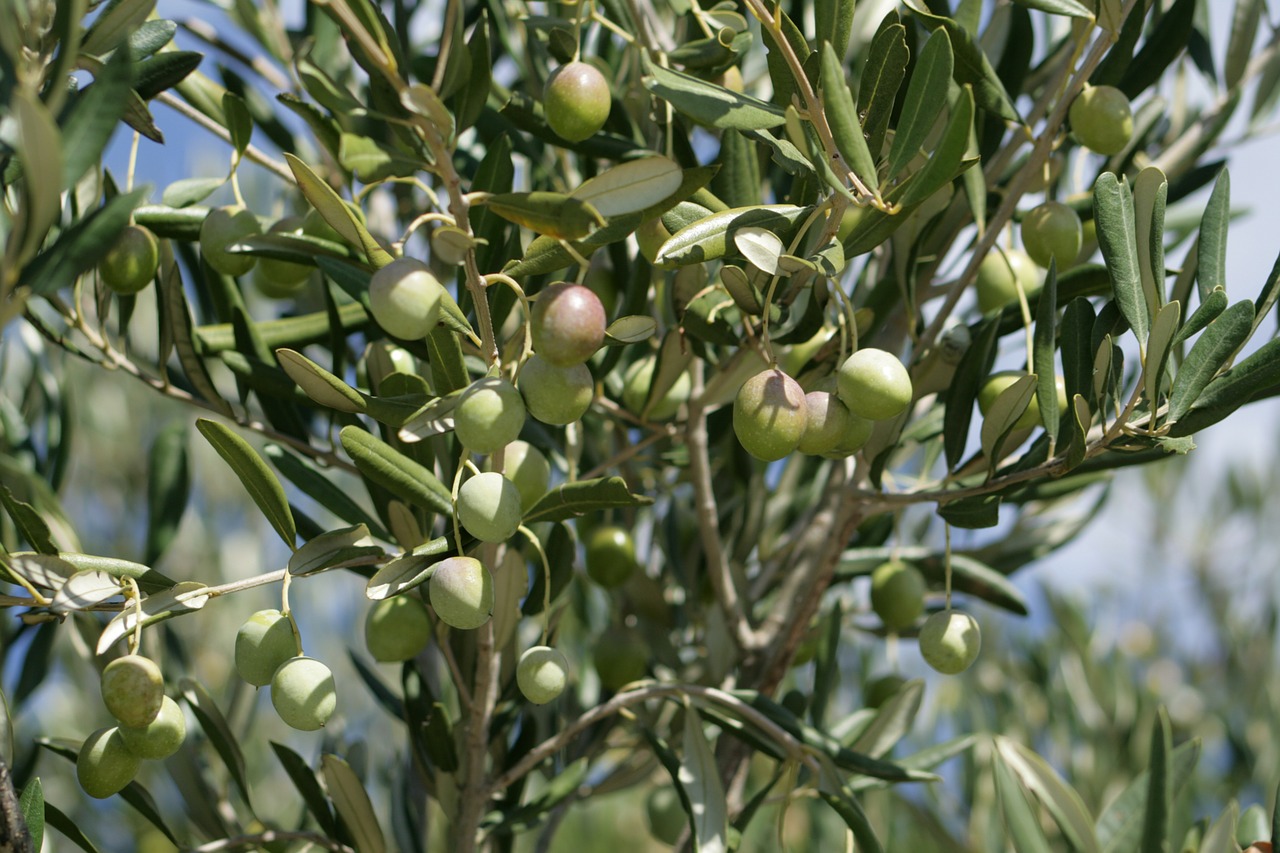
731,347 -> 912,462
77,654 -> 187,799
234,609 -> 336,731
868,560 -> 981,675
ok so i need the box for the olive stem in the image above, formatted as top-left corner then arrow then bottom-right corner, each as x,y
686,360 -> 760,652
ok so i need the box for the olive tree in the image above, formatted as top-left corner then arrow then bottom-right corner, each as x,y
3,0 -> 1280,850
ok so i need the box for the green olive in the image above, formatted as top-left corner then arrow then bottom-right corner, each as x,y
455,377 -> 527,454
918,611 -> 981,675
645,786 -> 687,846
99,224 -> 160,294
732,368 -> 808,461
1021,201 -> 1083,269
119,695 -> 186,760
836,348 -> 913,421
270,656 -> 338,731
365,595 -> 432,662
1069,84 -> 1134,156
456,471 -> 523,543
518,355 -> 594,425
869,560 -> 926,631
975,248 -> 1040,314
234,609 -> 298,687
543,61 -> 612,143
500,440 -> 551,512
77,727 -> 141,799
367,257 -> 447,341
585,525 -> 639,588
429,556 -> 495,630
101,654 -> 165,729
621,357 -> 691,421
516,645 -> 570,704
200,206 -> 262,277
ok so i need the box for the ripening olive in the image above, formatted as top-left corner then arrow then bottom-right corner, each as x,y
732,369 -> 808,461
429,556 -> 495,630
234,609 -> 298,687
101,654 -> 165,729
516,645 -> 570,704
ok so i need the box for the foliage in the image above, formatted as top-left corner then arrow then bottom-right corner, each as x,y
3,0 -> 1280,850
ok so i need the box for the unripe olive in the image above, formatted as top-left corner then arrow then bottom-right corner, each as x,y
235,609 -> 298,687
99,224 -> 159,294
457,471 -> 523,543
864,673 -> 908,709
978,372 -> 1068,430
516,645 -> 570,704
593,630 -> 648,690
429,556 -> 495,630
918,610 -> 981,675
733,368 -> 808,461
531,283 -> 607,367
1021,201 -> 1083,269
365,595 -> 432,662
253,217 -> 312,298
646,786 -> 687,846
622,357 -> 691,421
500,440 -> 551,511
367,257 -> 447,341
101,654 -> 165,729
270,656 -> 337,731
543,61 -> 612,142
975,248 -> 1040,314
836,348 -> 913,421
585,525 -> 638,588
519,355 -> 594,424
797,391 -> 858,456
455,377 -> 527,455
77,727 -> 141,798
1069,84 -> 1134,156
869,560 -> 926,631
119,695 -> 186,760
200,206 -> 263,277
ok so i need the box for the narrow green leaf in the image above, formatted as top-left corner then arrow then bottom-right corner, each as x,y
945,317 -> 999,470
485,191 -> 606,241
61,44 -> 134,189
127,19 -> 176,58
1011,0 -> 1091,17
1167,337 -> 1280,437
338,132 -> 424,182
886,27 -> 953,181
222,91 -> 252,158
1140,708 -> 1173,853
156,247 -> 234,417
81,0 -> 156,55
456,14 -> 491,132
996,737 -> 1100,852
817,759 -> 885,853
1134,166 -> 1167,319
145,423 -> 190,565
820,43 -> 878,192
1199,802 -> 1241,853
980,373 -> 1037,463
133,51 -> 203,100
1144,301 -> 1182,411
1117,0 -> 1196,99
937,494 -> 1001,529
365,549 -> 445,600
284,153 -> 392,268
642,53 -> 786,130
1167,299 -> 1254,422
994,753 -> 1056,853
426,325 -> 469,395
12,90 -> 64,265
1197,169 -> 1230,300
1034,261 -> 1060,444
680,711 -> 728,853
901,2 -> 1020,121
1098,740 -> 1201,853
180,678 -> 251,804
901,84 -> 976,208
289,525 -> 383,576
339,426 -> 454,517
195,419 -> 297,549
858,20 -> 909,159
322,754 -> 386,853
271,742 -> 340,837
0,486 -> 57,555
1173,288 -> 1227,347
277,348 -> 367,413
850,679 -> 924,759
1061,297 -> 1097,409
265,446 -> 389,540
524,476 -> 653,524
1094,173 -> 1148,344
19,777 -> 43,852
656,205 -> 808,267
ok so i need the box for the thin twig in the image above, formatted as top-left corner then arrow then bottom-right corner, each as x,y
188,830 -> 354,853
155,91 -> 294,182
